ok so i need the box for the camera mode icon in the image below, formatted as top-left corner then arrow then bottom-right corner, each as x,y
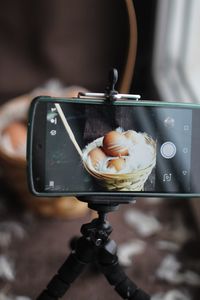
163,173 -> 172,182
182,170 -> 188,176
49,181 -> 54,188
164,117 -> 175,128
50,117 -> 57,124
50,130 -> 57,136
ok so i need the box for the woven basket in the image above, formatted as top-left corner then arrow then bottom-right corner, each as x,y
83,135 -> 156,191
0,90 -> 88,218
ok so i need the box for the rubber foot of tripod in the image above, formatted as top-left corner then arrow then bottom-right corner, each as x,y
132,289 -> 150,300
47,275 -> 70,298
37,290 -> 55,300
115,278 -> 150,300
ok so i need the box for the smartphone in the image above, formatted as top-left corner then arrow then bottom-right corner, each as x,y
27,96 -> 200,198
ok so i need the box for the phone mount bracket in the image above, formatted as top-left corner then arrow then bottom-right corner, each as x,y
78,68 -> 141,102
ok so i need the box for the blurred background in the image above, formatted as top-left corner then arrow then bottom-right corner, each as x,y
0,0 -> 200,299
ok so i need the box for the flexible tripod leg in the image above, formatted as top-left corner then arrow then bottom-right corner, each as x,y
37,236 -> 95,300
37,208 -> 150,300
98,239 -> 150,300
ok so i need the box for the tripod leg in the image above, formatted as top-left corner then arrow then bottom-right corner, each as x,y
98,240 -> 150,300
37,236 -> 95,300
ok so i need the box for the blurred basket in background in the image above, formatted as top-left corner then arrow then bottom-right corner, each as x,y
0,0 -> 138,217
0,83 -> 88,218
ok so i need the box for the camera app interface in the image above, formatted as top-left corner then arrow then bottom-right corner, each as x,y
44,102 -> 193,194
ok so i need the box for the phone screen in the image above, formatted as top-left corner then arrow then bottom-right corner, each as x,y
29,99 -> 200,196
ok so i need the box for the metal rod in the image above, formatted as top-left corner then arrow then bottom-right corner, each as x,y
78,92 -> 141,101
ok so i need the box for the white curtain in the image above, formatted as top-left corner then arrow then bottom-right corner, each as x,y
153,0 -> 200,103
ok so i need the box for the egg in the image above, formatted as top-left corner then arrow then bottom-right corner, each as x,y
3,121 -> 27,152
107,158 -> 125,172
124,130 -> 143,144
88,147 -> 107,169
103,131 -> 129,157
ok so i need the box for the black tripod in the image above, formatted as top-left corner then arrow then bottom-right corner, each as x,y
37,201 -> 150,300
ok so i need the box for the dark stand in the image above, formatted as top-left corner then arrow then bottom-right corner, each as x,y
37,70 -> 150,299
37,201 -> 150,300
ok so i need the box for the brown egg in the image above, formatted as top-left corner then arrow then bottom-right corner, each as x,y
107,158 -> 125,172
88,147 -> 107,169
3,121 -> 27,150
103,131 -> 128,157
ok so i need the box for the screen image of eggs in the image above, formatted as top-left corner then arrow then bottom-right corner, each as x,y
82,128 -> 156,191
45,103 -> 158,193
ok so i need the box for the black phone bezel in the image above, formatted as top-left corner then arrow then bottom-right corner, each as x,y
27,96 -> 200,199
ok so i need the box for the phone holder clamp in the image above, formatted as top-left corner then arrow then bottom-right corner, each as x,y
78,68 -> 141,102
